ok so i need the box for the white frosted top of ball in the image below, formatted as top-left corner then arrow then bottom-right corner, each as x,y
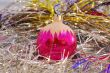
42,20 -> 73,34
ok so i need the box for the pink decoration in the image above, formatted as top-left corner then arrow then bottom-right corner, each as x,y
37,20 -> 77,60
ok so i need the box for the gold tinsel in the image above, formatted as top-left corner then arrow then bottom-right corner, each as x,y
5,0 -> 110,33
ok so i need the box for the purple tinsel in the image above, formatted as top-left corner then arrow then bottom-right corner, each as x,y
99,64 -> 110,73
65,0 -> 77,5
72,58 -> 87,69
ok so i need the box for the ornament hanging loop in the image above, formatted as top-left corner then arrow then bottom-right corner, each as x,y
53,3 -> 63,23
54,3 -> 61,15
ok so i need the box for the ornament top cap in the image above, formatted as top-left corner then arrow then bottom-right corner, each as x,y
53,15 -> 62,22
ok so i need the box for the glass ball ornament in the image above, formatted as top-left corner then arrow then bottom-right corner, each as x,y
37,16 -> 77,61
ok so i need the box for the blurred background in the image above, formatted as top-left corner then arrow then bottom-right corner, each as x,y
0,0 -> 15,10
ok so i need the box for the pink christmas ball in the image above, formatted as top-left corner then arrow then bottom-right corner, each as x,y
37,20 -> 77,61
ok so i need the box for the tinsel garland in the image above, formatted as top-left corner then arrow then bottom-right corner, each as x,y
1,0 -> 110,33
0,0 -> 110,73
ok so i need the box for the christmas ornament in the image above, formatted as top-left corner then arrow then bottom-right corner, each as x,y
37,16 -> 77,60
